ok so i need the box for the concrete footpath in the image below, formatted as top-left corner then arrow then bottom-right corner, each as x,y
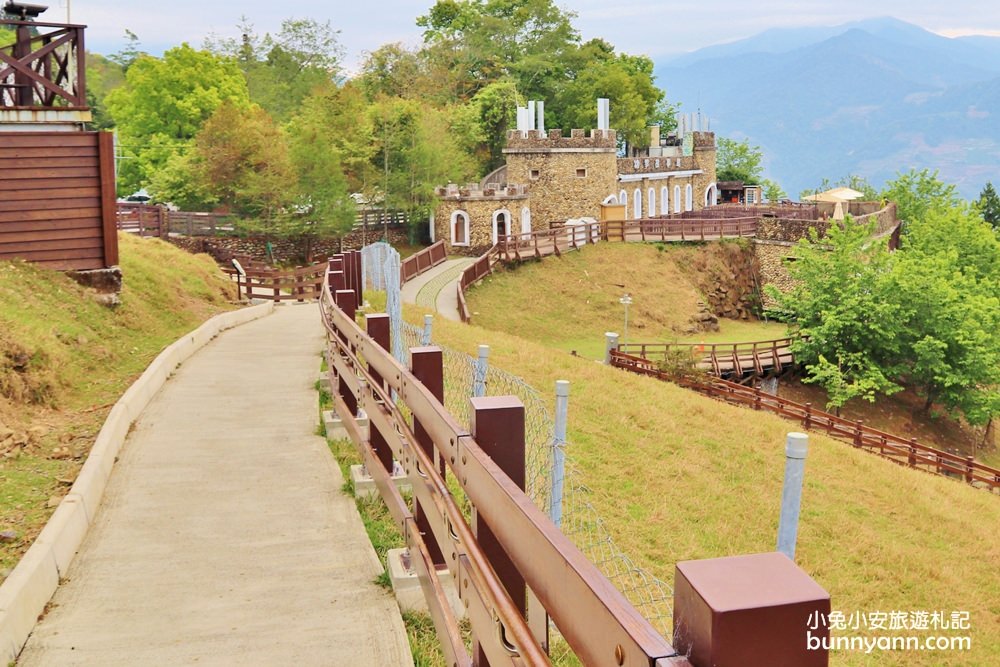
400,257 -> 476,321
18,305 -> 413,666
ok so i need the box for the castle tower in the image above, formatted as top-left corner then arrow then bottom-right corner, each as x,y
503,128 -> 618,229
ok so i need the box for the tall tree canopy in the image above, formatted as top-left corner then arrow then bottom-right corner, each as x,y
106,44 -> 251,193
977,182 -> 1000,230
716,137 -> 764,183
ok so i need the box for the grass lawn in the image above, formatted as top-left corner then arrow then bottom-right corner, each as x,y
407,305 -> 1000,667
0,234 -> 237,574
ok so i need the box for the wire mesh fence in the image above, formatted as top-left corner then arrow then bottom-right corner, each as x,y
399,318 -> 674,639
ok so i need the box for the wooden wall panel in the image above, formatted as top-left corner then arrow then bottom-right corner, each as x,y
0,131 -> 116,270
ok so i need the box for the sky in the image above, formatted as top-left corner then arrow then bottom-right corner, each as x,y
52,0 -> 1000,70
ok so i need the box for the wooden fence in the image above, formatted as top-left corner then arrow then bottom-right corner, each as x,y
610,350 -> 1000,492
0,20 -> 86,109
116,203 -> 164,238
321,266 -> 692,666
235,263 -> 326,302
602,218 -> 758,242
619,338 -> 795,378
400,240 -> 447,285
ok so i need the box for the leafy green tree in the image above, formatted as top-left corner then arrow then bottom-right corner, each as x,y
471,79 -> 522,171
85,53 -> 125,130
977,182 -> 1000,230
880,168 -> 959,226
761,179 -> 786,202
106,44 -> 251,194
188,102 -> 294,222
109,29 -> 144,73
417,0 -> 579,101
359,42 -> 426,100
890,206 -> 1000,422
716,137 -> 764,183
767,215 -> 904,411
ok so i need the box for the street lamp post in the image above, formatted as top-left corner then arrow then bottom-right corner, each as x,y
619,293 -> 632,345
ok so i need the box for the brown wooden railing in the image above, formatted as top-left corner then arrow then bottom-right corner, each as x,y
619,338 -> 795,377
610,350 -> 1000,492
321,265 -> 691,666
602,218 -> 758,242
0,21 -> 86,109
165,211 -> 237,236
116,203 -> 165,238
400,240 -> 447,285
236,263 -> 326,302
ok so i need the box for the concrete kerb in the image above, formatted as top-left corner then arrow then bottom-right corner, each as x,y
0,301 -> 275,665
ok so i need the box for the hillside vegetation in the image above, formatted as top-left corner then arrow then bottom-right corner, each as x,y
408,308 -> 1000,666
464,243 -> 784,359
0,234 -> 236,572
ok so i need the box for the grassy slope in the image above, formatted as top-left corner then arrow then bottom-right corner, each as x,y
464,243 -> 784,359
408,307 -> 1000,667
0,234 -> 236,572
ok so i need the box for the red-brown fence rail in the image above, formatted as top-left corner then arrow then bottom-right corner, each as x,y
400,240 -> 447,285
610,350 -> 1000,492
602,218 -> 758,243
321,269 -> 691,667
116,203 -> 164,238
0,21 -> 86,109
619,338 -> 795,377
236,263 -> 326,302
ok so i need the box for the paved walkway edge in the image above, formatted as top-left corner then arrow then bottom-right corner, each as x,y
0,301 -> 276,663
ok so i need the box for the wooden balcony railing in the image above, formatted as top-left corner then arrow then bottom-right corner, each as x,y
0,20 -> 87,109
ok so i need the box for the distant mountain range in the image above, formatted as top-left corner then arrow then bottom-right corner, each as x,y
655,17 -> 1000,199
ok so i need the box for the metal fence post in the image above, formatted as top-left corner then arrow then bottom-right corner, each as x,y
422,314 -> 433,345
473,344 -> 490,397
604,332 -> 620,365
777,432 -> 809,560
550,380 -> 569,528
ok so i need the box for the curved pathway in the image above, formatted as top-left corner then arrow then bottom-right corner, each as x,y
18,305 -> 413,666
400,256 -> 475,321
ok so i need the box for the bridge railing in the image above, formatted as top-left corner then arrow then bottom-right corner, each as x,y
610,350 -> 1000,492
619,338 -> 795,376
602,218 -> 758,242
236,263 -> 326,302
0,21 -> 86,109
321,268 -> 691,666
400,240 -> 447,285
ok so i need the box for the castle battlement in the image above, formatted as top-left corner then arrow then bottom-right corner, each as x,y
435,183 -> 530,200
504,128 -> 618,153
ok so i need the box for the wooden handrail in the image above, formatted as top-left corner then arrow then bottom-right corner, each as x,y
400,240 -> 447,285
610,350 -> 1000,491
321,273 -> 690,666
0,21 -> 87,109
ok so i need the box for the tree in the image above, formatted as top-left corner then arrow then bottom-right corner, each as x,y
880,168 -> 959,227
977,182 -> 1000,230
761,179 -> 787,202
767,215 -> 904,412
471,79 -> 522,171
105,44 -> 251,194
188,102 -> 294,222
716,137 -> 763,183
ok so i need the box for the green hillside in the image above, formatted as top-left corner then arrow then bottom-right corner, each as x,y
407,307 -> 1000,667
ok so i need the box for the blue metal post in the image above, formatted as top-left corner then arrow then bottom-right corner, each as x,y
777,432 -> 809,560
550,380 -> 570,527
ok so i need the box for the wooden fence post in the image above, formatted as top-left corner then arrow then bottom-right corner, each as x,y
803,403 -> 812,431
335,289 -> 358,417
853,421 -> 863,448
908,438 -> 917,467
366,314 -> 394,474
410,347 -> 446,568
471,395 -> 527,667
965,456 -> 975,483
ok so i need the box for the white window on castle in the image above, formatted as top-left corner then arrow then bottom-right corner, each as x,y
674,185 -> 681,213
685,184 -> 693,211
746,188 -> 758,204
661,186 -> 669,215
492,209 -> 512,245
451,210 -> 470,246
520,207 -> 532,238
648,188 -> 656,217
633,189 -> 642,220
620,189 -> 628,217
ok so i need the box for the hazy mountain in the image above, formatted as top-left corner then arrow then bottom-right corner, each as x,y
656,17 -> 1000,198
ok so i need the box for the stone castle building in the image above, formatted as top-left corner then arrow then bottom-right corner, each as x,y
432,101 -> 718,254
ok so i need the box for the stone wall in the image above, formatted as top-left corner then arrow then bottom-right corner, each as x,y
165,226 -> 410,264
754,241 -> 797,310
433,195 -> 529,256
505,129 -> 618,229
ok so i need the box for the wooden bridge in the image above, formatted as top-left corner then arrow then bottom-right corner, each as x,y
618,338 -> 796,379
